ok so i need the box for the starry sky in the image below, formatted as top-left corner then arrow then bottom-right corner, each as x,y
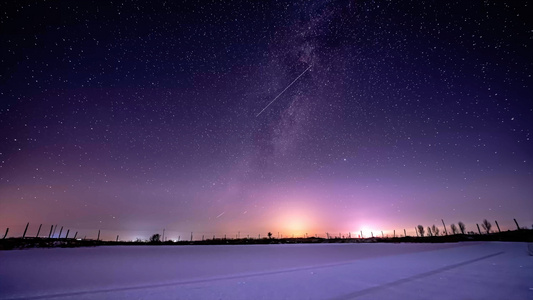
1,0 -> 532,241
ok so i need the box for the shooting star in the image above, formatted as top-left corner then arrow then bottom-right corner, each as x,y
256,64 -> 312,117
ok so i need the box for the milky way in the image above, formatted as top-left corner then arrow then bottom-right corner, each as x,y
1,0 -> 531,240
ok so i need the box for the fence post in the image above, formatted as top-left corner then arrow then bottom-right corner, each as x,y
360,230 -> 363,238
415,227 -> 419,237
495,220 -> 501,233
36,224 -> 42,238
23,222 -> 29,238
97,230 -> 100,241
404,229 -> 407,237
476,224 -> 481,235
48,225 -> 53,238
65,230 -> 69,239
58,226 -> 63,239
3,228 -> 8,239
393,230 -> 395,238
74,232 -> 78,239
116,235 -> 119,242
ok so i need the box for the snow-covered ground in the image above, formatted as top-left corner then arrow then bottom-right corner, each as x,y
0,242 -> 531,299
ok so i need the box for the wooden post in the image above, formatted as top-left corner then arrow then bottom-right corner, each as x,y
3,228 -> 8,239
65,230 -> 70,239
415,227 -> 419,237
97,230 -> 100,241
23,222 -> 29,238
360,230 -> 363,238
162,229 -> 165,242
371,232 -> 374,238
381,231 -> 384,238
36,224 -> 42,238
202,235 -> 204,241
404,229 -> 407,237
441,219 -> 448,235
393,230 -> 395,238
116,235 -> 119,242
476,223 -> 481,235
74,232 -> 78,239
52,225 -> 57,237
190,232 -> 193,242
48,225 -> 53,238
58,226 -> 63,239
495,220 -> 501,233
514,218 -> 520,230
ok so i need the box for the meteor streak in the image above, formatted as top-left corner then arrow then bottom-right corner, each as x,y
256,64 -> 312,117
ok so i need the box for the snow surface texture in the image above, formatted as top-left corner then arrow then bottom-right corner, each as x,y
0,242 -> 531,300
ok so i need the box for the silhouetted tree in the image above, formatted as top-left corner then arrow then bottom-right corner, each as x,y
450,223 -> 458,234
150,233 -> 161,243
481,219 -> 492,234
426,226 -> 433,237
458,221 -> 466,234
431,225 -> 439,236
417,225 -> 425,237
267,232 -> 272,239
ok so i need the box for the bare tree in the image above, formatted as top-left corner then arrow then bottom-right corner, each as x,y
417,225 -> 425,237
426,226 -> 433,237
149,233 -> 161,243
481,219 -> 492,234
431,225 -> 440,236
450,223 -> 458,234
458,221 -> 466,234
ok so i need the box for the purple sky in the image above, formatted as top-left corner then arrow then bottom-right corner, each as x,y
1,0 -> 532,241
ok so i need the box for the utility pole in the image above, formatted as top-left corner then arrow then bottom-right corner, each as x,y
36,224 -> 42,238
22,222 -> 29,238
514,218 -> 520,231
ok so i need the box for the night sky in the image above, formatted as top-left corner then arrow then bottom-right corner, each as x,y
1,0 -> 532,240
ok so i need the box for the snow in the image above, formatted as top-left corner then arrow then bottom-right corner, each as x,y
0,242 -> 531,299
